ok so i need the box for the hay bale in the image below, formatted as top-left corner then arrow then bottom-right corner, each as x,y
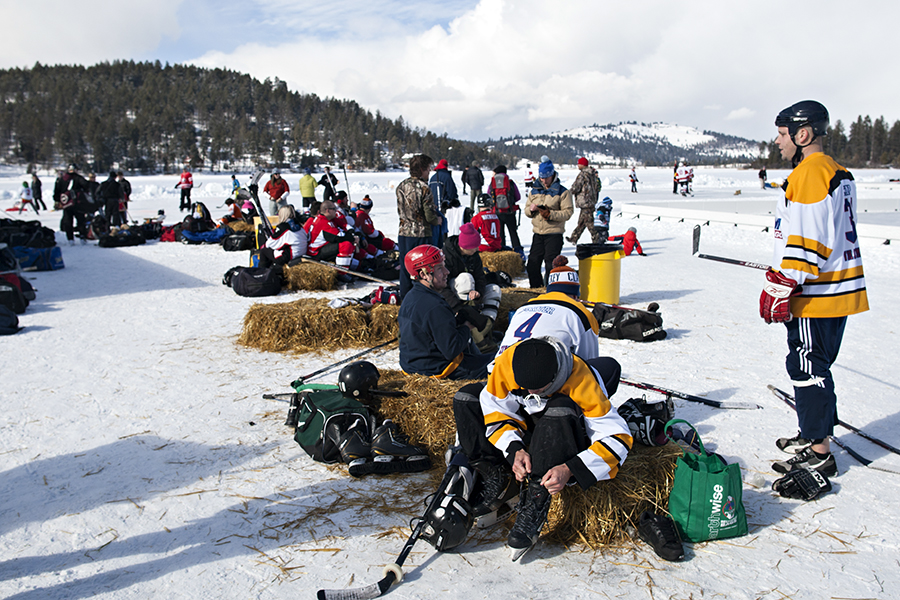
237,298 -> 393,353
481,250 -> 524,278
495,287 -> 542,331
544,443 -> 679,547
369,304 -> 400,340
373,369 -> 677,549
228,221 -> 255,233
284,262 -> 336,291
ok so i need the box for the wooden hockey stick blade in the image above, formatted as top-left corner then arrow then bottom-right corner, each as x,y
299,256 -> 394,285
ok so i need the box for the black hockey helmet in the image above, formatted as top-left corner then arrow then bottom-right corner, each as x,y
617,395 -> 672,447
775,100 -> 829,138
478,193 -> 494,208
338,361 -> 380,399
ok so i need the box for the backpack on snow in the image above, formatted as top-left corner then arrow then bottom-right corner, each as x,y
0,305 -> 21,335
231,266 -> 283,297
491,173 -> 512,210
591,304 -> 666,342
287,385 -> 374,464
223,232 -> 255,252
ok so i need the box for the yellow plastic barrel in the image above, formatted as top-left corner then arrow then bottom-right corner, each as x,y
577,243 -> 624,304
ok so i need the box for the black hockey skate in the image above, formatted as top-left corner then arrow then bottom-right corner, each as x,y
470,461 -> 519,529
348,420 -> 431,477
508,479 -> 552,562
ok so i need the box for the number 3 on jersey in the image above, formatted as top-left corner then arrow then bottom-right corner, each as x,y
513,313 -> 541,341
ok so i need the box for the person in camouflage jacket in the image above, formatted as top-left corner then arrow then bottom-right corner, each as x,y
397,154 -> 443,298
567,157 -> 601,244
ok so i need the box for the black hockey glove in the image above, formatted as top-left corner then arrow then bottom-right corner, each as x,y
772,467 -> 832,501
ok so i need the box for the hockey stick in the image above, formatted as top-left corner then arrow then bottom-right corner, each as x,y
581,299 -> 661,317
691,224 -> 769,270
620,378 -> 762,410
768,385 -> 900,475
247,169 -> 275,238
298,256 -> 394,285
264,389 -> 408,402
767,385 -> 900,457
341,164 -> 352,204
291,338 -> 398,386
316,465 -> 458,600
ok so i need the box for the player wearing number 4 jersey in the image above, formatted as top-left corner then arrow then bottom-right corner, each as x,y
470,197 -> 503,252
491,258 -> 600,372
762,100 -> 868,481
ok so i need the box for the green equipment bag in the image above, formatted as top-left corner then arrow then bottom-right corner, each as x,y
665,418 -> 748,542
290,383 -> 373,464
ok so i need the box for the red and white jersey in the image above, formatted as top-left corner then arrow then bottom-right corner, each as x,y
265,224 -> 308,261
676,167 -> 691,183
335,205 -> 355,229
307,213 -> 350,254
354,209 -> 381,238
178,172 -> 193,189
470,208 -> 502,252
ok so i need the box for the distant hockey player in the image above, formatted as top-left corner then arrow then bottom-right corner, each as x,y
354,196 -> 396,257
629,167 -> 639,193
18,182 -> 35,214
177,167 -> 193,212
763,100 -> 868,484
487,165 -> 523,255
758,166 -> 768,189
317,166 -> 339,203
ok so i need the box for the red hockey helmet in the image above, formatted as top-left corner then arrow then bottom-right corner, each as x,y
404,244 -> 444,278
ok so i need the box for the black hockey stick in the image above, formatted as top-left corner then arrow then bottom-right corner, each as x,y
290,338 -> 398,387
341,164 -> 352,204
768,385 -> 900,457
620,378 -> 762,410
298,256 -> 394,285
316,466 -> 458,599
691,224 -> 769,270
247,169 -> 275,238
264,389 -> 408,402
581,299 -> 661,316
768,385 -> 900,475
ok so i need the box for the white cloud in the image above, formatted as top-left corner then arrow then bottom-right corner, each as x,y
5,0 -> 900,143
726,108 -> 756,121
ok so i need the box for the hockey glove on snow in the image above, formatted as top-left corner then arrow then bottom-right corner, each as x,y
772,467 -> 832,501
759,270 -> 798,324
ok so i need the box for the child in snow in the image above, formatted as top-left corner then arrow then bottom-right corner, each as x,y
608,227 -> 645,256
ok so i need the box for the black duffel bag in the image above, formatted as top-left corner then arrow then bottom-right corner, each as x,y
591,303 -> 666,342
231,266 -> 283,297
223,232 -> 255,252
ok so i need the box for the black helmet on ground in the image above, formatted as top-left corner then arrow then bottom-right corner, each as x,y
338,361 -> 380,399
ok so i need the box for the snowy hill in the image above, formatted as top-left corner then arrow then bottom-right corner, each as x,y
502,121 -> 762,167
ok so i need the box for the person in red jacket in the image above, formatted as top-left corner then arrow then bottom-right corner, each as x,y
177,167 -> 193,212
470,196 -> 503,252
608,227 -> 645,256
306,200 -> 362,269
263,169 -> 290,215
354,196 -> 396,257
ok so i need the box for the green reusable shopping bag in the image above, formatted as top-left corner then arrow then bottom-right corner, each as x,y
665,419 -> 748,542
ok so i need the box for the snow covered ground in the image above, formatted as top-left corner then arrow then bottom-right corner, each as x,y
2,167 -> 900,600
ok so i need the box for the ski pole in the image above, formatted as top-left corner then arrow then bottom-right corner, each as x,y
290,338 -> 398,387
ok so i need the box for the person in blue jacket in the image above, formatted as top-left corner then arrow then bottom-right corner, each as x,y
398,244 -> 492,380
428,159 -> 457,248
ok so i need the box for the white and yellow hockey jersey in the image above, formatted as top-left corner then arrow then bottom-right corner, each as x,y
773,152 -> 869,318
481,343 -> 632,486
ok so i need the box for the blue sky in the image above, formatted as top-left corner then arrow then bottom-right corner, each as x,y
5,0 -> 900,143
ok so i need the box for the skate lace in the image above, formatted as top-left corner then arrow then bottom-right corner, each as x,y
512,483 -> 551,534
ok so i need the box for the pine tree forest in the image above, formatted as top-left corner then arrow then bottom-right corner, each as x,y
0,61 -> 513,174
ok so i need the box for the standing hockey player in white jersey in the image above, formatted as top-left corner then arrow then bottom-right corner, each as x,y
762,100 -> 869,488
